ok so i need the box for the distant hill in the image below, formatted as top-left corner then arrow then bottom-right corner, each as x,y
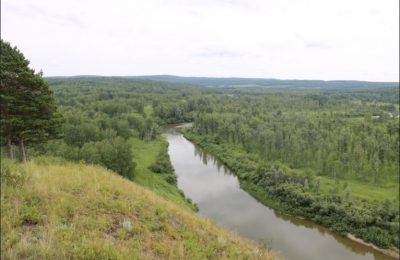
132,75 -> 399,89
45,75 -> 399,90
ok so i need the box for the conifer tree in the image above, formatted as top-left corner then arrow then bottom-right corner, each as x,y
0,40 -> 31,159
0,39 -> 63,162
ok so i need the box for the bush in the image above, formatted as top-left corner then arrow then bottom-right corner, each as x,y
148,142 -> 174,175
164,175 -> 177,184
20,206 -> 43,225
0,159 -> 27,187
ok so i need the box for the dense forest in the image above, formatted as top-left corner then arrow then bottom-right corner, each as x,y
28,77 -> 205,178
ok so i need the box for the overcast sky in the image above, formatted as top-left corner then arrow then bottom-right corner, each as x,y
2,0 -> 399,81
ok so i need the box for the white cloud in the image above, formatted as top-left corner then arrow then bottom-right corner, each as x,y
2,0 -> 399,81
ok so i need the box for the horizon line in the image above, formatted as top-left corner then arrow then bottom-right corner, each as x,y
43,74 -> 400,83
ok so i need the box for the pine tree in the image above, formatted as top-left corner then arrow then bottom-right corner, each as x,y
0,39 -> 63,162
0,40 -> 32,159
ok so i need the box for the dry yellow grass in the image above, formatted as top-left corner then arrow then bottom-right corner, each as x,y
1,159 -> 277,259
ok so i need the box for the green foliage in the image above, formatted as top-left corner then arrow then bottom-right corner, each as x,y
20,206 -> 43,225
32,77 -> 206,177
0,159 -> 27,187
149,142 -> 174,175
80,137 -> 135,179
0,40 -> 63,161
192,109 -> 398,184
163,174 -> 177,185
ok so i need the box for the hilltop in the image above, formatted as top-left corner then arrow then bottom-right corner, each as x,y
0,159 -> 275,259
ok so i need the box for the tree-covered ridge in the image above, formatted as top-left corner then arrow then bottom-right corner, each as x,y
132,75 -> 399,90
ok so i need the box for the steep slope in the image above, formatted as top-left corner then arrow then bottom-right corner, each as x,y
1,159 -> 276,259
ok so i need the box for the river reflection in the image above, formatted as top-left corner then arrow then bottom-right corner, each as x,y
167,129 -> 395,260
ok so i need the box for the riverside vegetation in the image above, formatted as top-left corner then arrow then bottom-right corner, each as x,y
179,89 -> 399,250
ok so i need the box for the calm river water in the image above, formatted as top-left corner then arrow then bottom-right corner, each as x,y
167,129 -> 394,260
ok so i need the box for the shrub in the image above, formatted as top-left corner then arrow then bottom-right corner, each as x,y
0,159 -> 27,187
20,206 -> 43,225
164,175 -> 177,184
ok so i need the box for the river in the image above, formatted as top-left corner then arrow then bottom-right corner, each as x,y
167,129 -> 394,260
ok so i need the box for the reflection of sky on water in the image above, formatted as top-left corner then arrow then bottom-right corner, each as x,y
167,130 -> 393,260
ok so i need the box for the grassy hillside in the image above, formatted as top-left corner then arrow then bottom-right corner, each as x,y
1,159 -> 275,259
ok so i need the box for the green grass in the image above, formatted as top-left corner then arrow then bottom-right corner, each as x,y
129,135 -> 196,210
318,176 -> 399,206
144,105 -> 153,117
282,167 -> 399,206
1,159 -> 275,259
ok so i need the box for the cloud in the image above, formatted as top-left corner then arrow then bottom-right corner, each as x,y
2,0 -> 398,81
30,6 -> 85,27
194,48 -> 244,57
3,2 -> 85,27
175,0 -> 255,8
304,41 -> 333,49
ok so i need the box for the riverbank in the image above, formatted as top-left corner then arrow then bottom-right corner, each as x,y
130,135 -> 198,211
182,129 -> 399,258
243,180 -> 400,259
347,234 -> 399,259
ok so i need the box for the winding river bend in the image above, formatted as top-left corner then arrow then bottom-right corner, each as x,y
167,129 -> 393,260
